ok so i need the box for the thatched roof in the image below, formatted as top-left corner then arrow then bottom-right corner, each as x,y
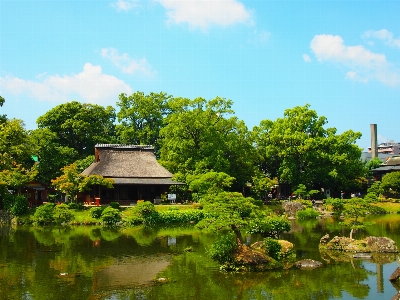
385,156 -> 400,166
82,144 -> 179,183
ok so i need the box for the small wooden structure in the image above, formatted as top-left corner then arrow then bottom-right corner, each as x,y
81,144 -> 184,205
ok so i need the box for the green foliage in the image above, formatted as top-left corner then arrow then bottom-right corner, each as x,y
247,215 -> 291,238
74,155 -> 95,173
100,207 -> 122,225
253,104 -> 363,191
340,197 -> 375,239
53,203 -> 74,224
325,198 -> 344,212
159,96 -> 256,191
368,181 -> 383,196
89,206 -> 103,219
33,203 -> 56,224
208,231 -> 238,264
365,157 -> 382,177
263,237 -> 282,260
381,172 -> 400,194
109,202 -> 120,209
67,202 -> 84,210
296,208 -> 320,220
250,171 -> 278,199
187,171 -> 235,196
158,209 -> 204,224
37,101 -> 116,157
116,91 -> 172,156
3,194 -> 30,216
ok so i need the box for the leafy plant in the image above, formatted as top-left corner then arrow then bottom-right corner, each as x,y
109,202 -> 120,209
89,206 -> 103,219
208,231 -> 238,264
296,208 -> 320,220
10,195 -> 29,216
248,215 -> 291,239
33,203 -> 56,224
101,207 -> 122,225
263,237 -> 282,260
54,203 -> 74,224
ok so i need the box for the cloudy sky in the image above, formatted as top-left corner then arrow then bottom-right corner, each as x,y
1,0 -> 399,150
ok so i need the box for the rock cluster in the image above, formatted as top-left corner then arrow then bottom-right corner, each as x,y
319,234 -> 398,253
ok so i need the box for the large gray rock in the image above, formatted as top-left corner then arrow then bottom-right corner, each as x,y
282,201 -> 304,217
389,267 -> 400,282
295,259 -> 323,270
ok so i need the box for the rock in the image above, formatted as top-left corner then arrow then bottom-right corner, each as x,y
320,234 -> 330,245
155,277 -> 168,283
391,292 -> 400,300
295,259 -> 323,270
353,253 -> 372,259
320,236 -> 398,253
389,267 -> 400,282
365,236 -> 398,253
282,201 -> 304,217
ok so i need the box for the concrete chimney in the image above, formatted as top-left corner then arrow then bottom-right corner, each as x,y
370,124 -> 378,159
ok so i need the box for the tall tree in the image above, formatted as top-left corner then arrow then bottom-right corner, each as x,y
36,101 -> 116,157
116,91 -> 173,155
159,96 -> 256,190
253,104 -> 363,193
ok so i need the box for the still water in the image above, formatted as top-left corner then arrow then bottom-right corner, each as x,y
1,215 -> 400,300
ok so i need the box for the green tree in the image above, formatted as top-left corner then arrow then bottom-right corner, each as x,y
187,171 -> 235,197
340,197 -> 375,239
380,171 -> 400,195
253,104 -> 363,193
196,192 -> 259,241
116,91 -> 173,156
37,101 -> 116,157
159,97 -> 255,191
0,118 -> 35,168
30,128 -> 79,184
0,96 -> 6,123
51,163 -> 114,202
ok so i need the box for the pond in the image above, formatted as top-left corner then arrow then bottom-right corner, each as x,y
1,214 -> 400,300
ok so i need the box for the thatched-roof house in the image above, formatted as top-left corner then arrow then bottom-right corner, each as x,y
81,144 -> 184,205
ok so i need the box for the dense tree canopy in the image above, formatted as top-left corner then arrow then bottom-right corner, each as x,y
159,96 -> 255,190
252,104 -> 364,194
37,101 -> 116,157
116,91 -> 173,156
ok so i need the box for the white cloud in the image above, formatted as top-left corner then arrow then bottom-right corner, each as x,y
100,48 -> 156,76
0,63 -> 132,104
310,34 -> 400,87
111,0 -> 140,12
362,29 -> 400,49
302,54 -> 311,62
156,0 -> 253,31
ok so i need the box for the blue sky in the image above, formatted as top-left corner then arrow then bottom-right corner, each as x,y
1,0 -> 399,151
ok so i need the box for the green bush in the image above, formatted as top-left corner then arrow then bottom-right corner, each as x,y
326,198 -> 344,212
67,202 -> 84,210
10,195 -> 29,216
54,203 -> 74,224
89,206 -> 103,219
296,208 -> 320,220
130,201 -> 159,225
263,237 -> 282,260
158,209 -> 204,224
208,231 -> 238,264
109,202 -> 120,209
33,203 -> 56,224
101,207 -> 122,225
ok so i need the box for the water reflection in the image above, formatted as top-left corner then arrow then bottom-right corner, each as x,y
0,215 -> 399,300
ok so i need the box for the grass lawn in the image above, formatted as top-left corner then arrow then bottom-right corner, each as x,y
373,202 -> 400,213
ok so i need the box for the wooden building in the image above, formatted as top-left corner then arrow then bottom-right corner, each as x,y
371,156 -> 400,181
81,144 -> 184,205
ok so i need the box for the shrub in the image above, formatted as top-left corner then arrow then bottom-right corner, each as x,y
101,207 -> 122,225
109,202 -> 120,209
158,209 -> 204,224
33,203 -> 56,224
67,202 -> 84,210
89,206 -> 103,219
208,231 -> 238,264
296,208 -> 320,220
10,195 -> 29,216
326,198 -> 344,212
54,203 -> 74,224
263,237 -> 282,260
